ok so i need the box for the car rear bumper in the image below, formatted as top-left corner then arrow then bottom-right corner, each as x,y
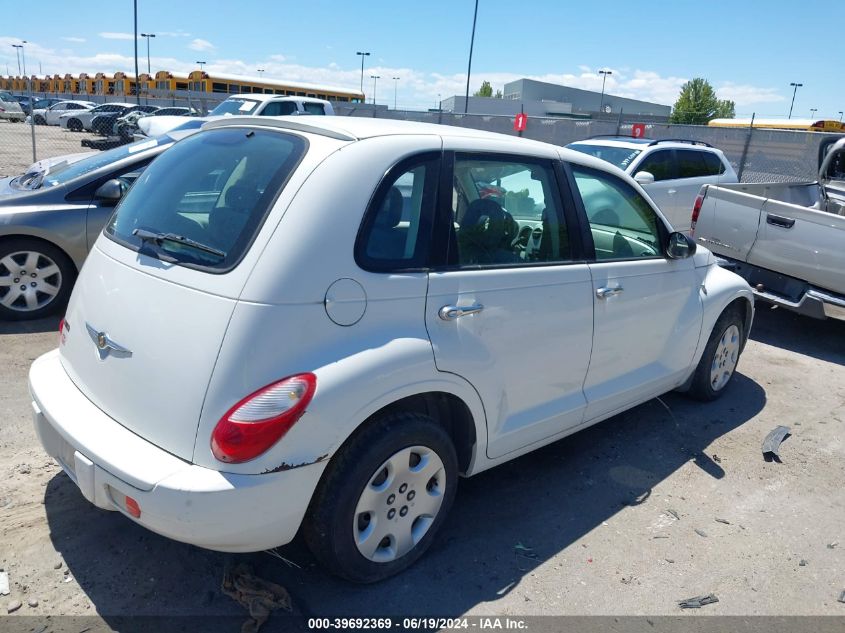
29,349 -> 326,552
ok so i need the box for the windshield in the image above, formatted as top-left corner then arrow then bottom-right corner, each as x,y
105,127 -> 306,270
11,137 -> 171,191
568,143 -> 642,171
210,98 -> 259,116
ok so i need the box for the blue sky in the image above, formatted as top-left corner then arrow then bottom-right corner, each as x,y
2,0 -> 843,117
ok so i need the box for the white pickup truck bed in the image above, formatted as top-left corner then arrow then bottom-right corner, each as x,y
692,138 -> 845,320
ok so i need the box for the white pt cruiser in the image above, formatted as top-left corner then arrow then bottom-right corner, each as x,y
29,117 -> 754,583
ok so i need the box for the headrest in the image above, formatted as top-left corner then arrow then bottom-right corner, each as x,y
376,186 -> 404,228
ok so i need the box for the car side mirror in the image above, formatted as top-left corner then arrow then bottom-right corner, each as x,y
94,179 -> 125,205
634,171 -> 655,185
666,231 -> 697,259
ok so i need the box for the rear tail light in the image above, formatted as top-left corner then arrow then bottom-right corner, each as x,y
59,318 -> 68,345
690,193 -> 705,236
211,373 -> 317,463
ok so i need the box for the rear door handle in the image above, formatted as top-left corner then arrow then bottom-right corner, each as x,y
766,213 -> 795,229
596,286 -> 624,299
667,189 -> 677,195
439,304 -> 484,321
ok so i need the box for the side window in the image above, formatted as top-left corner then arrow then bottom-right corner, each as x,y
636,150 -> 675,181
302,103 -> 326,115
677,150 -> 713,178
701,151 -> 726,175
571,166 -> 663,260
260,101 -> 297,116
451,155 -> 571,266
356,155 -> 438,271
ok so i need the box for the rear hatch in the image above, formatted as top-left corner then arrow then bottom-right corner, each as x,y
58,125 -> 310,463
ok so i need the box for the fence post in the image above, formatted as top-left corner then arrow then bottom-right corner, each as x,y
27,77 -> 36,162
737,112 -> 755,181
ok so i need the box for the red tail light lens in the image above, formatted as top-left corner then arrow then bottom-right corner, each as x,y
690,193 -> 704,236
211,373 -> 317,463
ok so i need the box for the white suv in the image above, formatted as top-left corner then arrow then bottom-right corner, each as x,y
567,137 -> 738,232
30,117 -> 753,583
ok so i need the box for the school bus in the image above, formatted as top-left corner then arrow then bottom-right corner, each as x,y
709,118 -> 845,133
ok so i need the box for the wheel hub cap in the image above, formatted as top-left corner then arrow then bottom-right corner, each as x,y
353,445 -> 446,563
710,324 -> 740,391
0,250 -> 62,312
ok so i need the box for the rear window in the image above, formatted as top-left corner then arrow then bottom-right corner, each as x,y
105,128 -> 306,271
209,98 -> 259,116
568,143 -> 641,170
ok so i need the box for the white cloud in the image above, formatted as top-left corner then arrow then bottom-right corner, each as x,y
99,32 -> 135,40
717,82 -> 785,107
158,30 -> 191,38
188,38 -> 215,52
61,36 -> 86,43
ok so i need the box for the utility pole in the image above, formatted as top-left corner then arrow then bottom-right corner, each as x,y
598,69 -> 612,114
370,75 -> 380,105
463,0 -> 479,114
133,0 -> 140,105
392,76 -> 400,110
788,82 -> 802,119
12,45 -> 21,75
356,51 -> 370,95
141,33 -> 156,74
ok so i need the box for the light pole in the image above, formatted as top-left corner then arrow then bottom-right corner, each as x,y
392,76 -> 400,110
788,82 -> 802,119
370,75 -> 380,105
257,68 -> 265,89
598,69 -> 612,113
132,0 -> 140,105
464,0 -> 479,113
356,51 -> 369,95
140,33 -> 155,74
839,111 -> 843,122
809,108 -> 817,119
12,44 -> 21,75
12,42 -> 35,161
196,61 -> 206,71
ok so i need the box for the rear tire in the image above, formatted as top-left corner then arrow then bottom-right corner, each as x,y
34,115 -> 46,125
304,411 -> 458,583
686,307 -> 744,401
0,238 -> 76,321
67,118 -> 82,132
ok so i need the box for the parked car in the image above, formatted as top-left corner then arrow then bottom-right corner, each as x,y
0,127 -> 198,320
11,94 -> 40,115
91,105 -> 159,136
58,102 -> 137,132
691,136 -> 845,320
29,117 -> 753,583
116,106 -> 197,142
29,100 -> 97,126
567,137 -> 738,232
0,94 -> 25,122
135,95 -> 333,139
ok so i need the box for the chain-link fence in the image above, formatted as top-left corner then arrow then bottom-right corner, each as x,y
2,93 -> 841,184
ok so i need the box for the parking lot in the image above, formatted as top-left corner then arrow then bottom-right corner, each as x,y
0,120 -> 100,178
1,305 -> 843,626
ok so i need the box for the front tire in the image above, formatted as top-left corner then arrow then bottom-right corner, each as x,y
304,411 -> 458,583
67,118 -> 82,132
686,307 -> 744,401
34,115 -> 46,125
0,239 -> 76,321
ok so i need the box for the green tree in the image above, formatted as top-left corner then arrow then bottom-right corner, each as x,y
670,78 -> 736,124
494,89 -> 503,99
474,80 -> 493,97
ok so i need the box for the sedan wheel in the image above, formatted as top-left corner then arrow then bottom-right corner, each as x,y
0,240 -> 75,321
710,324 -> 740,391
353,445 -> 447,563
305,411 -> 458,583
686,307 -> 745,401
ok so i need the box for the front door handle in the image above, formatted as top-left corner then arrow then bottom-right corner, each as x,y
667,189 -> 677,195
596,286 -> 624,299
439,304 -> 484,321
766,213 -> 795,229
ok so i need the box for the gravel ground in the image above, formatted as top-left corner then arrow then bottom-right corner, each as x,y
0,120 -> 100,177
0,304 -> 843,629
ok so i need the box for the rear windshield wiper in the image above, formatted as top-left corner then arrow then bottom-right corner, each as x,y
132,228 -> 226,259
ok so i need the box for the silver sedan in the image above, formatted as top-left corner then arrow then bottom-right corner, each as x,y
0,128 -> 197,320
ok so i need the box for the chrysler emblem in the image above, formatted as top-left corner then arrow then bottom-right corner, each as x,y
85,323 -> 132,359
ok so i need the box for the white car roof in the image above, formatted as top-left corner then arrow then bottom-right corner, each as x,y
221,94 -> 330,105
572,137 -> 720,152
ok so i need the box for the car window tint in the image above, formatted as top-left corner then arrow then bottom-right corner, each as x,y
676,150 -> 714,178
701,151 -> 725,175
451,155 -> 571,266
261,101 -> 297,116
636,150 -> 675,181
357,155 -> 437,270
106,128 -> 306,271
302,103 -> 326,115
572,166 -> 662,260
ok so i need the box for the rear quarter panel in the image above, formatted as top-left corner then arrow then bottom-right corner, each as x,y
694,185 -> 765,260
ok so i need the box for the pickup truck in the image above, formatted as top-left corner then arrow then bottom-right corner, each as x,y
691,137 -> 845,321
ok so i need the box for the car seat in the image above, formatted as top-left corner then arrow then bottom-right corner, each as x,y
457,198 -> 520,264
